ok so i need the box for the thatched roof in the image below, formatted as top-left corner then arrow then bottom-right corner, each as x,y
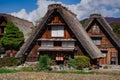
16,4 -> 103,60
84,14 -> 120,49
0,16 -> 7,25
0,13 -> 34,40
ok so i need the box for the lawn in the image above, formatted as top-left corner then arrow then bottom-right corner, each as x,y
0,68 -> 20,74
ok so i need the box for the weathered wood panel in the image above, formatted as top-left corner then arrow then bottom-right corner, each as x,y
87,23 -> 118,64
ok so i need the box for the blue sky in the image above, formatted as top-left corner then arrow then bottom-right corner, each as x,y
0,0 -> 37,13
1,0 -> 120,24
0,0 -> 80,13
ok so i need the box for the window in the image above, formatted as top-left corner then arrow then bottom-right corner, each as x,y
41,41 -> 53,47
111,57 -> 116,64
62,41 -> 74,47
101,50 -> 107,57
51,26 -> 64,37
91,37 -> 101,45
92,24 -> 100,33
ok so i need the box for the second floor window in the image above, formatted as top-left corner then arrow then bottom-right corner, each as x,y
51,26 -> 64,37
41,41 -> 53,47
62,41 -> 74,47
91,37 -> 101,45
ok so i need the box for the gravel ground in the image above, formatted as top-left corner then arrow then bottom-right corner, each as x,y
0,72 -> 120,80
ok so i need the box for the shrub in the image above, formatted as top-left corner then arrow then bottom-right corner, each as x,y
0,57 -> 20,67
20,66 -> 33,72
74,56 -> 90,70
37,55 -> 52,71
68,58 -> 76,69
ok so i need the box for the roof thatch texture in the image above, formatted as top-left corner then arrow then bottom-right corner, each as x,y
84,14 -> 120,49
0,13 -> 34,40
16,4 -> 103,59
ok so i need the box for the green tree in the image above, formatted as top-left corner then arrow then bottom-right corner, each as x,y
111,22 -> 120,38
0,22 -> 24,51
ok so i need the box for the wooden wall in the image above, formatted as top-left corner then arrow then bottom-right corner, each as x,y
26,14 -> 84,62
0,21 -> 6,39
41,15 -> 75,39
87,23 -> 118,64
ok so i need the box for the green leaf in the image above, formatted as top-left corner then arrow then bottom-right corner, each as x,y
0,21 -> 24,50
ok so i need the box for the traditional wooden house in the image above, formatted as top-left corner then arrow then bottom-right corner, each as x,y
0,16 -> 7,58
0,14 -> 33,58
0,16 -> 7,39
84,14 -> 120,65
16,4 -> 103,64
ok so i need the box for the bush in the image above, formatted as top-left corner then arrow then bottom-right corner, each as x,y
37,55 -> 51,71
68,58 -> 76,69
74,56 -> 90,70
20,66 -> 33,72
0,57 -> 20,67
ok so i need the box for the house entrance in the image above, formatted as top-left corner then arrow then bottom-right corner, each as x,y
39,51 -> 74,65
55,52 -> 73,65
55,52 -> 64,65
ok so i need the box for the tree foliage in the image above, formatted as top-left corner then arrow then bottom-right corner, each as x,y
0,57 -> 20,67
80,18 -> 88,27
111,22 -> 120,38
0,22 -> 24,50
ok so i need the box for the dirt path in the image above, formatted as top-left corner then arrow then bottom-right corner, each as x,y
0,72 -> 120,80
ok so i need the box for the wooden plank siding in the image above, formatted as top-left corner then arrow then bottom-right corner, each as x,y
0,21 -> 6,38
41,15 -> 75,39
26,15 -> 84,62
26,43 -> 40,62
87,22 -> 118,64
17,4 -> 103,63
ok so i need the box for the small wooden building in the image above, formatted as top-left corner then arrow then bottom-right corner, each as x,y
84,14 -> 120,65
16,4 -> 103,64
0,16 -> 7,58
0,16 -> 7,39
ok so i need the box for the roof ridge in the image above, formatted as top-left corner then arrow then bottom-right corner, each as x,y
48,4 -> 76,17
89,13 -> 113,30
90,13 -> 101,19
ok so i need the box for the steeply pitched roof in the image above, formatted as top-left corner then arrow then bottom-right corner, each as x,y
84,14 -> 120,49
16,4 -> 103,60
0,13 -> 33,40
0,16 -> 7,25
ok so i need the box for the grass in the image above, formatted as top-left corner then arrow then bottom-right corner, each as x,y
0,68 -> 20,74
51,70 -> 94,74
0,67 -> 94,75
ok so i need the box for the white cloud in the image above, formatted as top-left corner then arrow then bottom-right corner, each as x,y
11,0 -> 120,25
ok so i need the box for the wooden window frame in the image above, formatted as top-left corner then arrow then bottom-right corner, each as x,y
51,26 -> 64,37
91,37 -> 102,45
